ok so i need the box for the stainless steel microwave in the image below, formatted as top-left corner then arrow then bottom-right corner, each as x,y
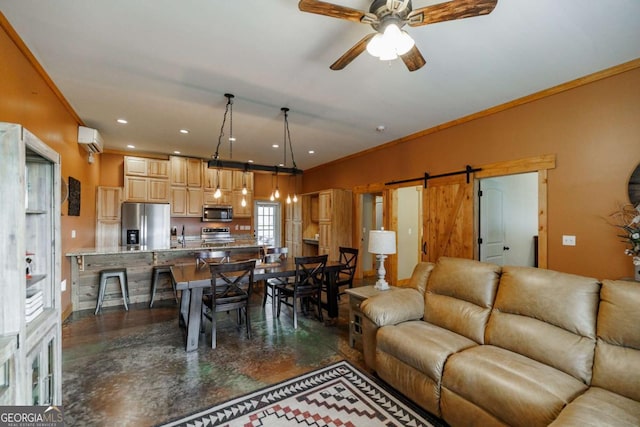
202,205 -> 233,222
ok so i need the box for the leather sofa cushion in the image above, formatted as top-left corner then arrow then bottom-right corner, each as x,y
549,387 -> 640,426
442,345 -> 588,427
425,257 -> 501,343
377,321 -> 477,383
592,279 -> 640,401
486,265 -> 600,383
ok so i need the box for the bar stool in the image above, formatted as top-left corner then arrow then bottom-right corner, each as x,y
150,265 -> 177,307
95,268 -> 129,314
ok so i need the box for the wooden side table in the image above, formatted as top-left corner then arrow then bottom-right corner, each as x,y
344,285 -> 397,349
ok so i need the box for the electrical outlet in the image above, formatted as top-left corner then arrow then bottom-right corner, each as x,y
71,230 -> 76,238
61,279 -> 66,292
562,235 -> 576,246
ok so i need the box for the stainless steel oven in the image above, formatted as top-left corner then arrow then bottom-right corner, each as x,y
202,205 -> 233,222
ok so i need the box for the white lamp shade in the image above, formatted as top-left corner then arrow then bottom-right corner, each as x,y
368,230 -> 396,255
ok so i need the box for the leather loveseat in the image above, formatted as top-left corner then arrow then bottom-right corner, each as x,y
359,256 -> 640,427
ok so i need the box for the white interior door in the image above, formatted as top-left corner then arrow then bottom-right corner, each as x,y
479,179 -> 507,265
479,173 -> 538,266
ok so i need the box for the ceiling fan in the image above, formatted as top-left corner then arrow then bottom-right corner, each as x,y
298,0 -> 498,71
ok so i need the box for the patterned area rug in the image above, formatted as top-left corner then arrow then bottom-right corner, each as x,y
158,360 -> 441,427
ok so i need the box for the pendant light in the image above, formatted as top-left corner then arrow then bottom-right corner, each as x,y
213,169 -> 222,199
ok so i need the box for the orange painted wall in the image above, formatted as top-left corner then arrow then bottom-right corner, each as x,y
303,67 -> 640,280
0,19 -> 100,317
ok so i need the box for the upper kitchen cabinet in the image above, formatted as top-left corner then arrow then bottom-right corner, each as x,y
96,186 -> 122,220
124,156 -> 169,178
0,123 -> 62,405
170,156 -> 202,187
203,166 -> 232,191
124,156 -> 170,202
232,170 -> 253,192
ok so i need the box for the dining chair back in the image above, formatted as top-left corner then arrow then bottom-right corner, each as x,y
195,250 -> 231,268
202,259 -> 256,349
262,247 -> 290,313
276,254 -> 328,329
335,247 -> 359,293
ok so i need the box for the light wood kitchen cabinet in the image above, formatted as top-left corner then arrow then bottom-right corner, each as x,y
124,156 -> 148,176
96,186 -> 122,247
125,156 -> 169,178
232,190 -> 252,218
203,190 -> 232,206
125,176 -> 170,202
170,156 -> 202,187
147,159 -> 169,178
171,187 -> 203,217
204,166 -> 232,191
286,200 -> 302,257
319,191 -> 332,222
294,189 -> 352,261
96,221 -> 120,247
232,170 -> 253,191
0,123 -> 62,405
124,156 -> 170,202
96,186 -> 122,220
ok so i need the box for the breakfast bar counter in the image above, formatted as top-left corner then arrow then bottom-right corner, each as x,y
66,243 -> 262,312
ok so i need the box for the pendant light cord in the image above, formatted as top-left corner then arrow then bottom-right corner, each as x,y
214,94 -> 234,161
282,108 -> 297,169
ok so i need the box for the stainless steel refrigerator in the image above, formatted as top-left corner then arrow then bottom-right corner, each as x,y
121,202 -> 170,249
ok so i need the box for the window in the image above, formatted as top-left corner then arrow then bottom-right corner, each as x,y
255,201 -> 281,247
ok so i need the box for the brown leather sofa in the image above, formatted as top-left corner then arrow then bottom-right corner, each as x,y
360,257 -> 640,427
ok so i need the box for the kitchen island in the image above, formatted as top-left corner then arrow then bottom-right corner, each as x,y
66,242 -> 263,312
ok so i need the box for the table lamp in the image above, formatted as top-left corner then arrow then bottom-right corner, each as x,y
368,229 -> 396,291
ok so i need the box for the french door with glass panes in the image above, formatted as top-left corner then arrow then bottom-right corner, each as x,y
254,201 -> 281,247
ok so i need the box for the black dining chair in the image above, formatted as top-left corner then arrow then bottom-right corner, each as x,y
334,247 -> 359,296
261,247 -> 289,313
195,250 -> 231,268
201,259 -> 256,349
276,254 -> 327,329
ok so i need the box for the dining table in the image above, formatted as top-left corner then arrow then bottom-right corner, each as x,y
171,259 -> 345,352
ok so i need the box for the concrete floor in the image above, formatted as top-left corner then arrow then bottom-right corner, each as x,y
61,284 -> 369,426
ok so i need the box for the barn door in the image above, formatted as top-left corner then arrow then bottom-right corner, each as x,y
422,174 -> 474,262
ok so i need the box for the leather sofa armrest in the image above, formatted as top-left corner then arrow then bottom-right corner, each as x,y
361,288 -> 424,327
360,288 -> 424,372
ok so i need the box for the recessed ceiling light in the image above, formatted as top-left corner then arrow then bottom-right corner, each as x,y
308,150 -> 315,154
173,150 -> 181,154
278,163 -> 285,167
179,129 -> 189,134
127,144 -> 135,149
247,160 -> 254,163
272,144 -> 279,148
117,118 -> 128,124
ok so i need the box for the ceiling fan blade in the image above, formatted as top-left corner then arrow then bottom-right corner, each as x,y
298,0 -> 369,23
400,45 -> 426,72
330,33 -> 376,70
407,0 -> 498,27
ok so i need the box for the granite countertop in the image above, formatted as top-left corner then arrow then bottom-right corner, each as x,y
66,240 -> 262,256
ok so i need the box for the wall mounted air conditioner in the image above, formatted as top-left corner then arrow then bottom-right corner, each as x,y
77,126 -> 104,153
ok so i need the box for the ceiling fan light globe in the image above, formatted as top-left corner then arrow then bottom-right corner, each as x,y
379,50 -> 398,61
395,30 -> 415,55
366,33 -> 385,57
